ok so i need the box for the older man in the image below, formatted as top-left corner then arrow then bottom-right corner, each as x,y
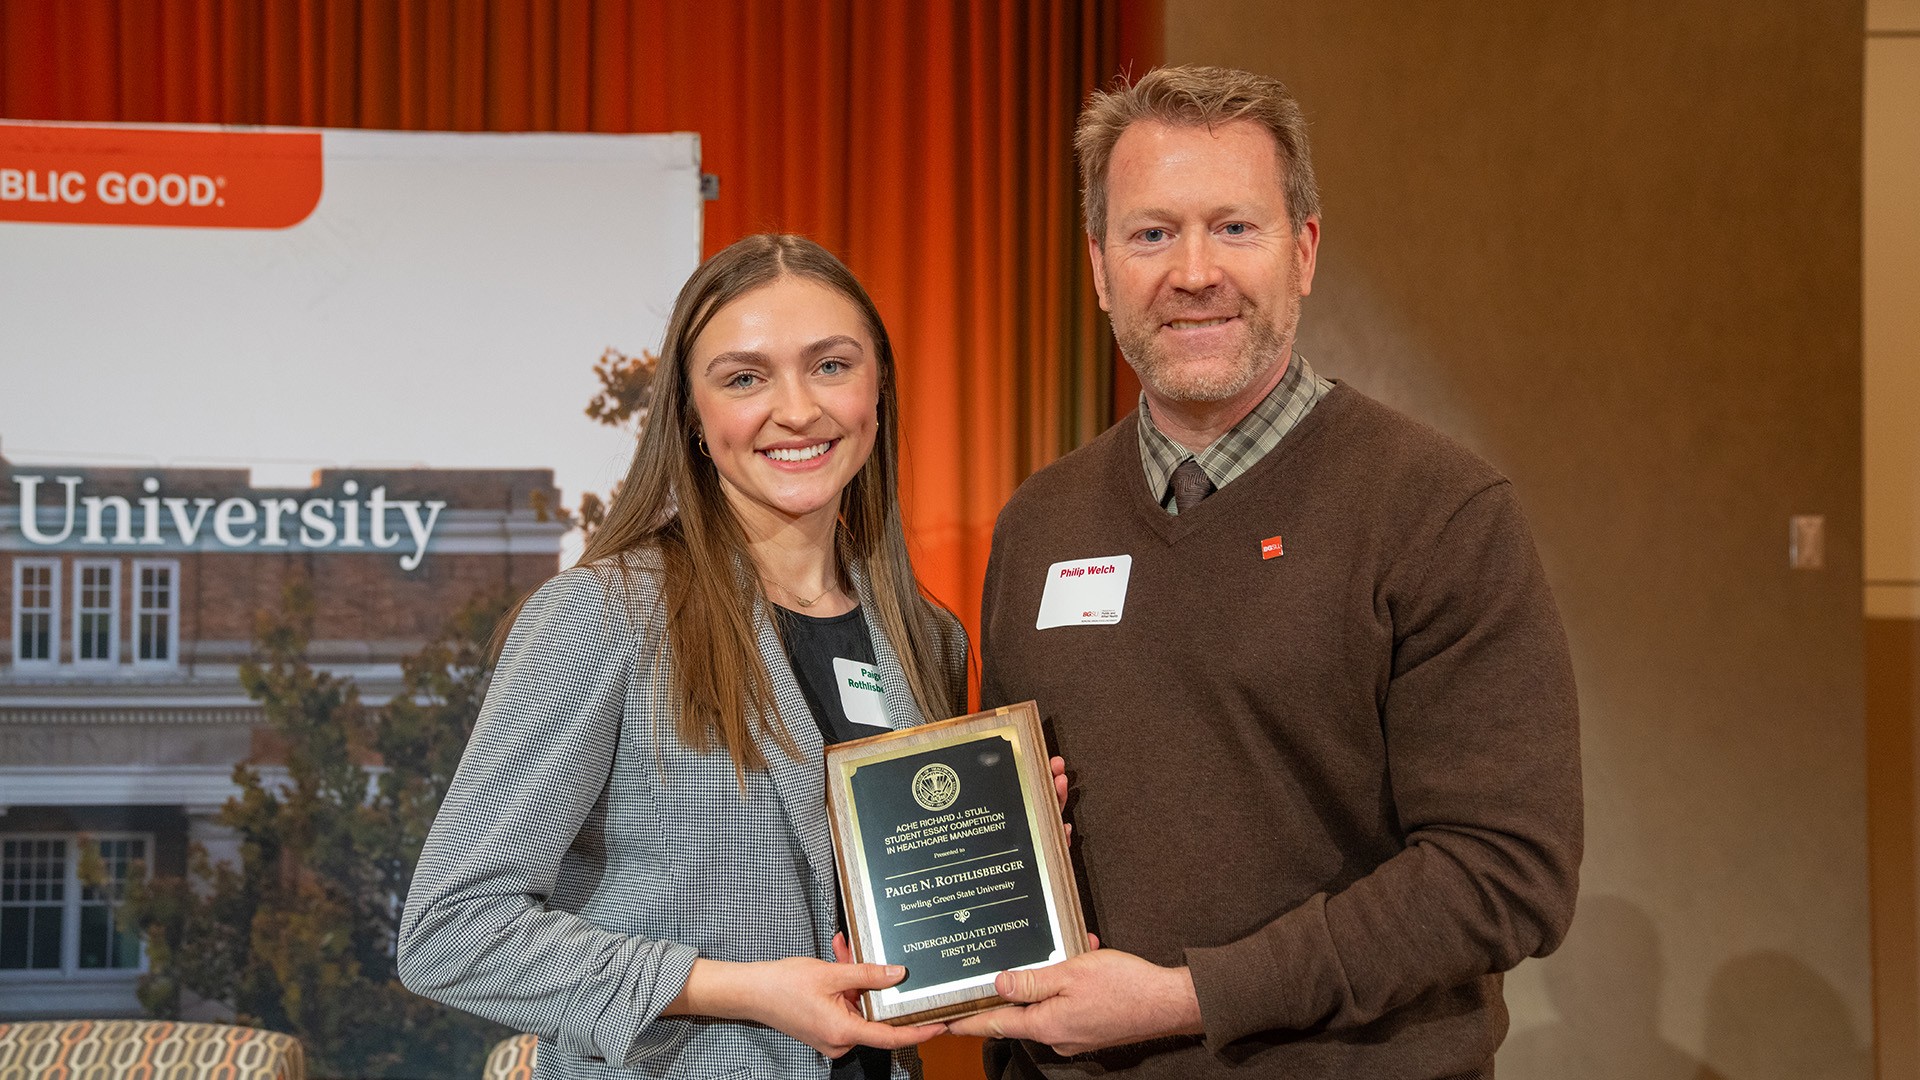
949,66 -> 1582,1079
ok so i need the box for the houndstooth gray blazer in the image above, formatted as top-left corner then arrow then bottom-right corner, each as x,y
397,552 -> 968,1080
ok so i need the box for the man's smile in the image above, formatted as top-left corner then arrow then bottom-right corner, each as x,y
1164,315 -> 1237,330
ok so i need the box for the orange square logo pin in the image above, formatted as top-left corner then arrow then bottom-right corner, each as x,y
1261,535 -> 1284,560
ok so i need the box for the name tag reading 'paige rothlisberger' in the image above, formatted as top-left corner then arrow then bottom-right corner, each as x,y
1036,555 -> 1133,628
823,701 -> 1087,1025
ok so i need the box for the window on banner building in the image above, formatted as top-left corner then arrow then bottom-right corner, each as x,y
133,561 -> 178,665
0,839 -> 64,970
0,836 -> 149,974
73,561 -> 118,665
12,560 -> 58,666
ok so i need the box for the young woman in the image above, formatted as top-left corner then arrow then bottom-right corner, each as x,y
398,234 -> 967,1079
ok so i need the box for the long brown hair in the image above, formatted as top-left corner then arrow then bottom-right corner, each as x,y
506,234 -> 959,777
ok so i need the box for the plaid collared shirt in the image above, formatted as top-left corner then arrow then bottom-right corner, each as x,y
1137,353 -> 1333,514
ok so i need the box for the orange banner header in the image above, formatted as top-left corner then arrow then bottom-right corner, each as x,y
0,124 -> 322,229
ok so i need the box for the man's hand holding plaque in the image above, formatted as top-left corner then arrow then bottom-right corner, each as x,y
823,701 -> 1087,1026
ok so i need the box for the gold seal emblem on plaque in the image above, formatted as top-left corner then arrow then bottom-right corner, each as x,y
911,763 -> 961,811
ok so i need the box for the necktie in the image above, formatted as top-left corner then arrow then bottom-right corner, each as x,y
1171,459 -> 1214,515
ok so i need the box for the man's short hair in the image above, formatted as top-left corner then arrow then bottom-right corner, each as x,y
1075,64 -> 1320,243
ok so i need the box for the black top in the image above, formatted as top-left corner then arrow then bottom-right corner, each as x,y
773,604 -> 892,745
772,603 -> 893,1080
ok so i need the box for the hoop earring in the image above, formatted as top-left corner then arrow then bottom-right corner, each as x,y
696,433 -> 711,458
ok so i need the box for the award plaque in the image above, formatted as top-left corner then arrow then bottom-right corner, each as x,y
824,700 -> 1086,1026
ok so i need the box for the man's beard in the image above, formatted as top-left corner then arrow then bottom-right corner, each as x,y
1112,286 -> 1301,404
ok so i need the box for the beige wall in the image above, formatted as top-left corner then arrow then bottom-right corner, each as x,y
1167,2 -> 1870,1077
1867,5 -> 1920,624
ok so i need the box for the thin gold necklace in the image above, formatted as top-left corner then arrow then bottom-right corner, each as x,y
765,575 -> 836,608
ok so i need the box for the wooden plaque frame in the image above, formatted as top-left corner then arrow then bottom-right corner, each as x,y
824,700 -> 1086,1025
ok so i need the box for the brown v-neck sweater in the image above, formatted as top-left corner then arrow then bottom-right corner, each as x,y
980,385 -> 1582,1079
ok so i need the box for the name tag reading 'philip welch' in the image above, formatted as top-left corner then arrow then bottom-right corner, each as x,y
1035,555 -> 1133,629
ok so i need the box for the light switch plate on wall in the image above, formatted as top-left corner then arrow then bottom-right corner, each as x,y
1790,515 -> 1825,570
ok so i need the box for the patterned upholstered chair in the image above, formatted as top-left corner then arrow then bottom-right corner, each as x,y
482,1033 -> 538,1080
0,1018 -> 304,1079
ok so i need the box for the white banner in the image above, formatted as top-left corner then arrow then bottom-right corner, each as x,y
0,122 -> 702,516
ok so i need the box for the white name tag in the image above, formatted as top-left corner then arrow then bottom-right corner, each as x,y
833,657 -> 893,729
1036,555 -> 1133,629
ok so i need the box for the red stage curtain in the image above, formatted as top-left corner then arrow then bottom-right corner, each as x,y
0,0 -> 1159,654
